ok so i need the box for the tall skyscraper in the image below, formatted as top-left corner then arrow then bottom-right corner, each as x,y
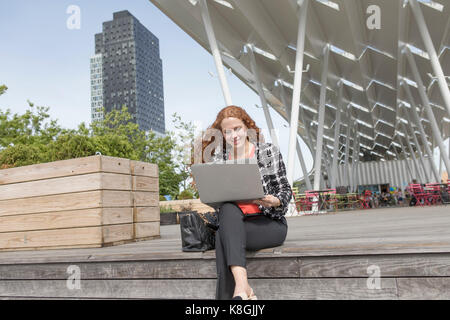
91,10 -> 165,135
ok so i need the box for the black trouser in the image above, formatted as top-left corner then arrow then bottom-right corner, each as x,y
215,202 -> 288,300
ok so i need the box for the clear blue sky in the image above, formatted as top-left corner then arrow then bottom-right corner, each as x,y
0,0 -> 313,180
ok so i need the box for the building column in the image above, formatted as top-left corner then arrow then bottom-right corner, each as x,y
344,108 -> 352,188
331,81 -> 343,189
247,44 -> 279,148
401,107 -> 430,182
313,44 -> 330,190
404,46 -> 450,175
401,82 -> 440,182
409,0 -> 450,118
392,144 -> 413,182
198,0 -> 232,106
287,0 -> 309,187
353,136 -> 361,192
401,121 -> 425,183
323,145 -> 333,188
350,124 -> 358,192
395,136 -> 414,182
279,84 -> 313,190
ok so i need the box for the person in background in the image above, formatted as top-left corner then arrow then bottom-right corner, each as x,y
397,188 -> 404,206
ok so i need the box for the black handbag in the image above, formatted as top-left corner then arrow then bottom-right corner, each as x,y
179,211 -> 218,252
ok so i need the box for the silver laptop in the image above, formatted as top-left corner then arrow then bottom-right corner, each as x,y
191,160 -> 264,207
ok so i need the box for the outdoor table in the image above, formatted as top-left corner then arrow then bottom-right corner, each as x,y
346,193 -> 359,209
336,194 -> 347,210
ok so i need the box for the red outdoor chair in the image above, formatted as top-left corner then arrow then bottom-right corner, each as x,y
409,184 -> 430,206
425,183 -> 442,205
304,190 -> 320,212
322,189 -> 338,211
360,190 -> 372,209
292,187 -> 309,212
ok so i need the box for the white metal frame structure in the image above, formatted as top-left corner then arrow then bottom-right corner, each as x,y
151,0 -> 450,189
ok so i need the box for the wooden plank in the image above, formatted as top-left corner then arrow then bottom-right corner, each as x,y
0,248 -> 204,264
0,227 -> 102,251
0,244 -> 101,253
0,257 -> 299,280
134,207 -> 159,223
0,156 -> 132,185
247,278 -> 399,300
0,279 -> 215,299
101,190 -> 133,208
0,278 -> 401,299
0,260 -> 216,280
132,176 -> 158,192
134,222 -> 160,239
133,191 -> 159,207
100,156 -> 130,175
0,173 -> 131,201
130,160 -> 158,177
160,199 -> 215,213
246,258 -> 300,278
102,208 -> 133,225
0,224 -> 133,250
102,224 -> 133,244
299,254 -> 450,278
0,209 -> 102,233
397,278 -> 450,299
0,156 -> 101,185
280,241 -> 450,257
0,190 -> 132,217
100,173 -> 131,190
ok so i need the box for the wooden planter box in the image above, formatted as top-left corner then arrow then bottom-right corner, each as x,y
0,155 -> 160,251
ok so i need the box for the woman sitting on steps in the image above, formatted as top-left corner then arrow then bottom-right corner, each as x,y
191,105 -> 292,300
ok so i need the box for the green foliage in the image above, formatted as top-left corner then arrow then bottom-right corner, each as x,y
0,144 -> 46,168
177,189 -> 194,200
159,195 -> 167,201
0,88 -> 186,197
171,112 -> 199,197
0,101 -> 62,151
159,205 -> 175,213
0,85 -> 7,96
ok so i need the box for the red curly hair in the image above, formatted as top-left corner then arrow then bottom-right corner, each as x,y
191,105 -> 264,164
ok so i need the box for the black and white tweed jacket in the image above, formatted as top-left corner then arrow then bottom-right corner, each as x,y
211,142 -> 293,224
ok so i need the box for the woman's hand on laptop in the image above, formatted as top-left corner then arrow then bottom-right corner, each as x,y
252,195 -> 281,208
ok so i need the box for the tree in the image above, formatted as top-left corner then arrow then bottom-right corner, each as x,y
171,112 -> 199,198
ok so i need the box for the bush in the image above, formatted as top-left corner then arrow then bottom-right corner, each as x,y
160,205 -> 175,213
0,144 -> 47,167
159,195 -> 166,201
178,189 -> 194,200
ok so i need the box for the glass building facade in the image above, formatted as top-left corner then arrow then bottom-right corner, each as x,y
90,54 -> 103,122
92,10 -> 165,134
